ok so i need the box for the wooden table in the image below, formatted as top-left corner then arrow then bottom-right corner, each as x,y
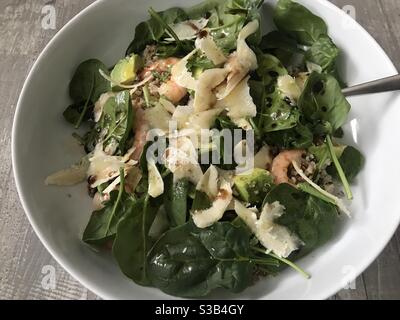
0,0 -> 399,300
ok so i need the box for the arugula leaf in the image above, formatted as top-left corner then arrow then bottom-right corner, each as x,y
112,195 -> 162,286
251,54 -> 300,133
298,72 -> 350,133
164,175 -> 189,227
327,145 -> 365,183
83,169 -> 127,245
68,59 -> 111,127
305,34 -> 339,72
147,222 -> 254,297
274,0 -> 328,46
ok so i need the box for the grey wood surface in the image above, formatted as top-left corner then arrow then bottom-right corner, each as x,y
0,0 -> 399,300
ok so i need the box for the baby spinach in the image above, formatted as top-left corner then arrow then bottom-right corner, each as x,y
260,31 -> 304,67
265,123 -> 313,149
298,72 -> 350,133
264,184 -> 339,255
305,34 -> 339,72
68,59 -> 111,128
94,90 -> 133,155
63,102 -> 93,125
164,176 -> 189,227
147,221 -> 254,297
274,0 -> 328,46
309,143 -> 345,170
112,195 -> 162,286
83,170 -> 127,245
327,145 -> 365,183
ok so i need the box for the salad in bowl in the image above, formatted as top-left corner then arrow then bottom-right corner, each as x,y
46,0 -> 364,298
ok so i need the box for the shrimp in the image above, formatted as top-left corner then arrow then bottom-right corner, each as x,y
139,57 -> 180,80
271,149 -> 305,185
140,57 -> 187,104
159,79 -> 188,104
131,106 -> 149,161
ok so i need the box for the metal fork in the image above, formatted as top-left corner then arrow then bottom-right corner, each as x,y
342,74 -> 400,97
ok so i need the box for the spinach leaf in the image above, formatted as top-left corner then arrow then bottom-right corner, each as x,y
192,190 -> 213,211
264,184 -> 339,255
68,59 -> 110,127
260,30 -> 303,66
265,122 -> 313,149
305,34 -> 339,72
147,222 -> 254,297
112,195 -> 162,286
274,0 -> 328,46
327,146 -> 365,183
63,102 -> 93,125
126,7 -> 188,55
94,90 -> 133,155
83,170 -> 127,245
298,72 -> 350,133
164,175 -> 189,227
309,143 -> 345,170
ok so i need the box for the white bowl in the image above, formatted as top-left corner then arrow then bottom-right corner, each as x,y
12,0 -> 400,300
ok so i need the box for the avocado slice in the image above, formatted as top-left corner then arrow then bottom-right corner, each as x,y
234,169 -> 274,205
110,54 -> 143,88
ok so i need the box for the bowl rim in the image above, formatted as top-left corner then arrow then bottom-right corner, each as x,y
12,0 -> 399,300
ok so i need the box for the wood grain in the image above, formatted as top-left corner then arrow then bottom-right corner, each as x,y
0,0 -> 399,300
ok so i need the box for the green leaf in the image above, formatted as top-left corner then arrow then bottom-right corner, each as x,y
112,195 -> 161,286
260,31 -> 303,66
265,122 -> 313,149
192,190 -> 213,211
126,7 -> 188,55
327,146 -> 365,183
299,72 -> 351,133
305,34 -> 339,72
309,143 -> 345,170
251,54 -> 300,134
83,170 -> 127,245
95,90 -> 133,155
147,222 -> 254,297
164,176 -> 189,227
63,102 -> 93,125
274,0 -> 328,46
264,184 -> 339,256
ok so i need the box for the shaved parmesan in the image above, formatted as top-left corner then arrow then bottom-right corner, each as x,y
165,18 -> 209,41
144,103 -> 172,133
218,76 -> 256,122
45,158 -> 89,186
171,49 -> 198,91
87,144 -> 136,188
163,137 -> 203,184
234,200 -> 302,258
193,68 -> 228,112
148,159 -> 164,198
188,107 -> 224,130
159,97 -> 176,114
172,105 -> 194,129
254,145 -> 273,170
277,75 -> 302,102
196,165 -> 219,198
192,179 -> 233,228
195,35 -> 227,65
217,20 -> 259,99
